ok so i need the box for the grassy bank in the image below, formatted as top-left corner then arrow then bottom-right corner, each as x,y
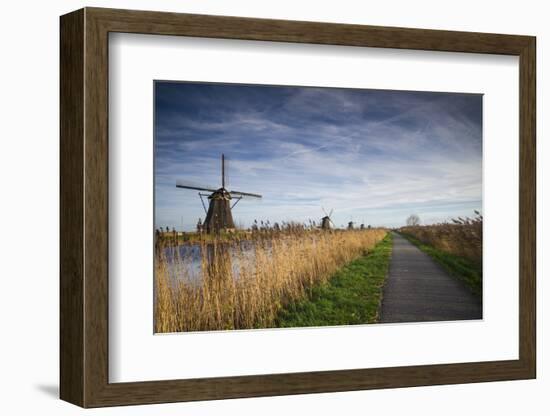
399,232 -> 482,297
275,233 -> 393,328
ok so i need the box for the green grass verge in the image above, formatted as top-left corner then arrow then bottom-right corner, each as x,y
275,233 -> 393,328
398,232 -> 482,297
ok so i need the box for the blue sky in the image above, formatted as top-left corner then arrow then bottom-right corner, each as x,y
154,81 -> 482,231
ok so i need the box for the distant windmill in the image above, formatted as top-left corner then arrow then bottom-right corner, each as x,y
347,221 -> 355,230
320,207 -> 335,230
176,154 -> 262,233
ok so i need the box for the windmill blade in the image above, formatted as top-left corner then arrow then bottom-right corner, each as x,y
222,154 -> 232,190
230,190 -> 262,199
322,206 -> 328,216
176,179 -> 217,193
329,209 -> 334,218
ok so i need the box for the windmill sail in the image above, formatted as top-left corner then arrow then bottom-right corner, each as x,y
175,154 -> 262,233
175,179 -> 217,193
230,190 -> 262,198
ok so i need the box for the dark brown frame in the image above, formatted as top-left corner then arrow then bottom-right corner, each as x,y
60,7 -> 536,408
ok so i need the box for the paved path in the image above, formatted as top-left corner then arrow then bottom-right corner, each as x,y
379,232 -> 482,323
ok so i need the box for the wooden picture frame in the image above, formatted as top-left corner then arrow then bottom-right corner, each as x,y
60,7 -> 536,408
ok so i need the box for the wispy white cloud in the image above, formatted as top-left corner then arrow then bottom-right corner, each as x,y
154,83 -> 482,230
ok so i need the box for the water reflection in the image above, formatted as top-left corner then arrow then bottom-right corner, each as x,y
160,241 -> 261,285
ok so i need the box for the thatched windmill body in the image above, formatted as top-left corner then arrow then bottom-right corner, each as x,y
176,154 -> 262,233
320,207 -> 335,230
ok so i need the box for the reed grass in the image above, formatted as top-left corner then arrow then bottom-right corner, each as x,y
399,212 -> 482,265
154,229 -> 387,332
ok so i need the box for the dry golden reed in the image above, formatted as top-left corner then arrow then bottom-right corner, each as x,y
155,229 -> 387,333
400,213 -> 482,264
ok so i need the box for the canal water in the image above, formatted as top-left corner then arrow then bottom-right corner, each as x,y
160,241 -> 260,284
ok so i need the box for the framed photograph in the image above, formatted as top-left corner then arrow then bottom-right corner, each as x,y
60,7 -> 536,407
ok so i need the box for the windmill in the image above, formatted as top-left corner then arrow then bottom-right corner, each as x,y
176,154 -> 262,233
320,207 -> 335,230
